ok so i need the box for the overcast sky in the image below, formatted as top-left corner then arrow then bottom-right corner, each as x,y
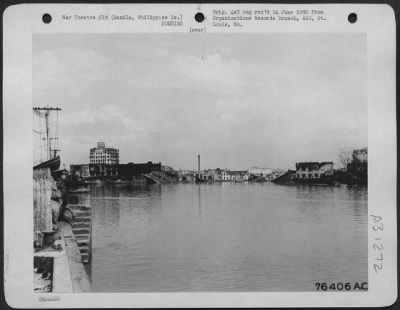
33,33 -> 367,170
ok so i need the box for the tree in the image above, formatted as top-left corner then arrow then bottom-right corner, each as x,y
337,148 -> 353,170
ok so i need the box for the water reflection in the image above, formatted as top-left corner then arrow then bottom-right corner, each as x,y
67,192 -> 90,206
90,185 -> 121,229
89,183 -> 367,292
294,185 -> 367,225
198,185 -> 202,217
90,183 -> 163,228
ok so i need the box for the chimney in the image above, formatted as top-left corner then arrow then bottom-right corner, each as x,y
198,154 -> 200,174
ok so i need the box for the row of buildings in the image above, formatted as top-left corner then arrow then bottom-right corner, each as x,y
69,142 -> 367,185
177,167 -> 286,183
177,162 -> 335,184
70,142 -> 161,180
180,169 -> 251,182
70,143 -> 287,183
273,148 -> 367,185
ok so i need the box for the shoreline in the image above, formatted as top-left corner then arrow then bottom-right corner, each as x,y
34,168 -> 92,293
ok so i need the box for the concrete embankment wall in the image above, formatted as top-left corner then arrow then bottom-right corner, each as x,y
33,168 -> 91,292
57,221 -> 91,292
33,168 -> 54,235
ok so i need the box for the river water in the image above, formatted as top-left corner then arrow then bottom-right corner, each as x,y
78,182 -> 367,292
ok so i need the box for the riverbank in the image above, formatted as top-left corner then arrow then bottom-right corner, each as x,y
33,168 -> 91,292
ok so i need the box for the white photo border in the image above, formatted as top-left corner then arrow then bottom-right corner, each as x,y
3,3 -> 397,308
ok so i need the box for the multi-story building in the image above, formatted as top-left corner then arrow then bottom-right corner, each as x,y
176,169 -> 196,182
295,162 -> 334,181
89,142 -> 119,177
89,142 -> 119,165
222,169 -> 231,181
211,169 -> 223,182
196,169 -> 214,182
220,169 -> 249,182
230,171 -> 249,182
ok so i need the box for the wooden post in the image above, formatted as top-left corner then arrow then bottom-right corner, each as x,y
33,168 -> 53,240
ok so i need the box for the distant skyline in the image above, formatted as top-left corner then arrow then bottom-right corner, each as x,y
33,33 -> 367,170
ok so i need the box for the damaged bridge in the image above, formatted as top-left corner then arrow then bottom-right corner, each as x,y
143,171 -> 176,184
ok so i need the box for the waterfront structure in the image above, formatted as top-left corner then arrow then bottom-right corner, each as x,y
89,142 -> 119,177
70,164 -> 90,179
295,162 -> 334,180
118,162 -> 162,179
222,169 -> 232,181
248,167 -> 273,177
262,169 -> 286,182
33,167 -> 92,292
271,170 -> 297,184
202,169 -> 215,181
90,164 -> 118,177
230,170 -> 249,182
177,169 -> 196,182
220,169 -> 249,182
177,169 -> 195,176
195,169 -> 213,182
212,169 -> 223,182
161,165 -> 174,173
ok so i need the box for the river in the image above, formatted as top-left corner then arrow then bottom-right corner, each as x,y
74,182 -> 368,292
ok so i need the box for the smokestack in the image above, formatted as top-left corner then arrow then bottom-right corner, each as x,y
198,154 -> 200,174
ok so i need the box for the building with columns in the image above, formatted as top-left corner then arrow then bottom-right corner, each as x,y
89,142 -> 119,177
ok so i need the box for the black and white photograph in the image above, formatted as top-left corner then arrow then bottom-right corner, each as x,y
32,32 -> 369,293
3,3 -> 396,308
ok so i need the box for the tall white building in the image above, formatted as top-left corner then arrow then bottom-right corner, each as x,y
89,142 -> 119,165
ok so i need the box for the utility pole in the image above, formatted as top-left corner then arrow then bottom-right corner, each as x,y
33,106 -> 62,160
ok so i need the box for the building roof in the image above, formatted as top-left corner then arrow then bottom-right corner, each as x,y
295,162 -> 333,170
230,170 -> 247,174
